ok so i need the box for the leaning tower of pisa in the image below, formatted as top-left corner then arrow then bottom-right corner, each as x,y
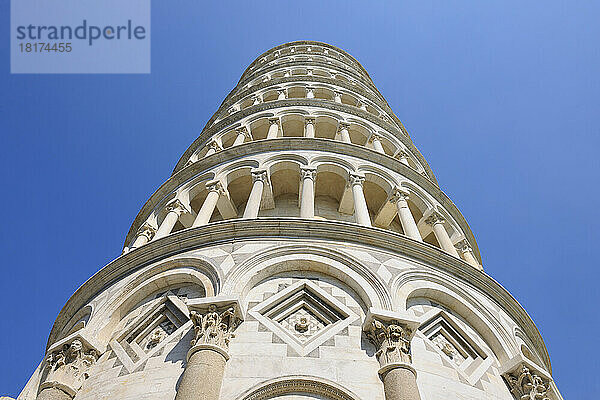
18,41 -> 563,400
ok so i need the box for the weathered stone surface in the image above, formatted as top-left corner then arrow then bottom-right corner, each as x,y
18,41 -> 562,400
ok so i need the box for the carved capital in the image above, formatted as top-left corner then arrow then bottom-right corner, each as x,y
337,122 -> 350,132
300,167 -> 317,181
41,339 -> 99,396
205,180 -> 226,196
349,173 -> 365,187
504,364 -> 551,400
165,199 -> 189,216
395,150 -> 409,160
369,134 -> 383,143
366,319 -> 413,367
390,188 -> 410,205
208,140 -> 222,152
425,211 -> 445,226
189,304 -> 241,352
136,222 -> 157,241
454,239 -> 472,254
235,127 -> 252,140
268,117 -> 280,126
251,169 -> 268,183
304,117 -> 315,125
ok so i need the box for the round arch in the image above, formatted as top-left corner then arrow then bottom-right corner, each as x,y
235,375 -> 362,400
95,258 -> 220,343
222,244 -> 392,310
393,272 -> 515,364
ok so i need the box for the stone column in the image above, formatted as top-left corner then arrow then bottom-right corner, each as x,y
304,117 -> 315,138
266,118 -> 280,139
306,68 -> 313,76
365,313 -> 421,400
243,169 -> 267,219
350,173 -> 371,226
192,181 -> 224,227
338,123 -> 351,143
130,222 -> 157,250
232,127 -> 251,146
277,89 -> 287,100
175,302 -> 242,400
425,212 -> 459,257
154,199 -> 188,240
252,95 -> 261,105
392,189 -> 422,242
300,167 -> 317,218
455,239 -> 480,268
306,87 -> 315,99
37,339 -> 99,400
357,100 -> 368,111
370,134 -> 386,154
204,141 -> 222,157
334,91 -> 343,103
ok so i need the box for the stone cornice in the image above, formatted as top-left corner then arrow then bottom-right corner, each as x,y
172,100 -> 429,180
214,76 -> 395,129
46,218 -> 550,375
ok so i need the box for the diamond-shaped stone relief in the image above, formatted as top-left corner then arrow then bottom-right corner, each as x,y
416,309 -> 494,386
109,293 -> 192,375
249,279 -> 358,356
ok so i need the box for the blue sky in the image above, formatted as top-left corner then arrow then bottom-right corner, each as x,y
1,1 -> 598,398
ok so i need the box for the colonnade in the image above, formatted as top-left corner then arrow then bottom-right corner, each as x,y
190,115 -> 420,170
127,169 -> 479,268
230,81 -> 391,123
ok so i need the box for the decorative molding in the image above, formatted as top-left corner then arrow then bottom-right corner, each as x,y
237,375 -> 361,400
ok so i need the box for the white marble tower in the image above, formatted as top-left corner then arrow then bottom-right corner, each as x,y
18,41 -> 563,400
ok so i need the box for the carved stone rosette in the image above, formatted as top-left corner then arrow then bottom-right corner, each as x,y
366,319 -> 413,368
504,364 -> 551,400
39,339 -> 99,398
189,304 -> 241,352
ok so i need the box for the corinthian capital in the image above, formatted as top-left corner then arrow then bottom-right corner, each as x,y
363,309 -> 420,369
251,169 -> 268,183
454,239 -> 472,254
205,180 -> 226,196
187,298 -> 243,354
367,319 -> 413,366
390,188 -> 410,204
41,339 -> 100,397
300,167 -> 317,181
425,211 -> 445,226
337,122 -> 350,132
165,199 -> 189,216
349,173 -> 365,186
136,222 -> 157,241
504,364 -> 551,400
